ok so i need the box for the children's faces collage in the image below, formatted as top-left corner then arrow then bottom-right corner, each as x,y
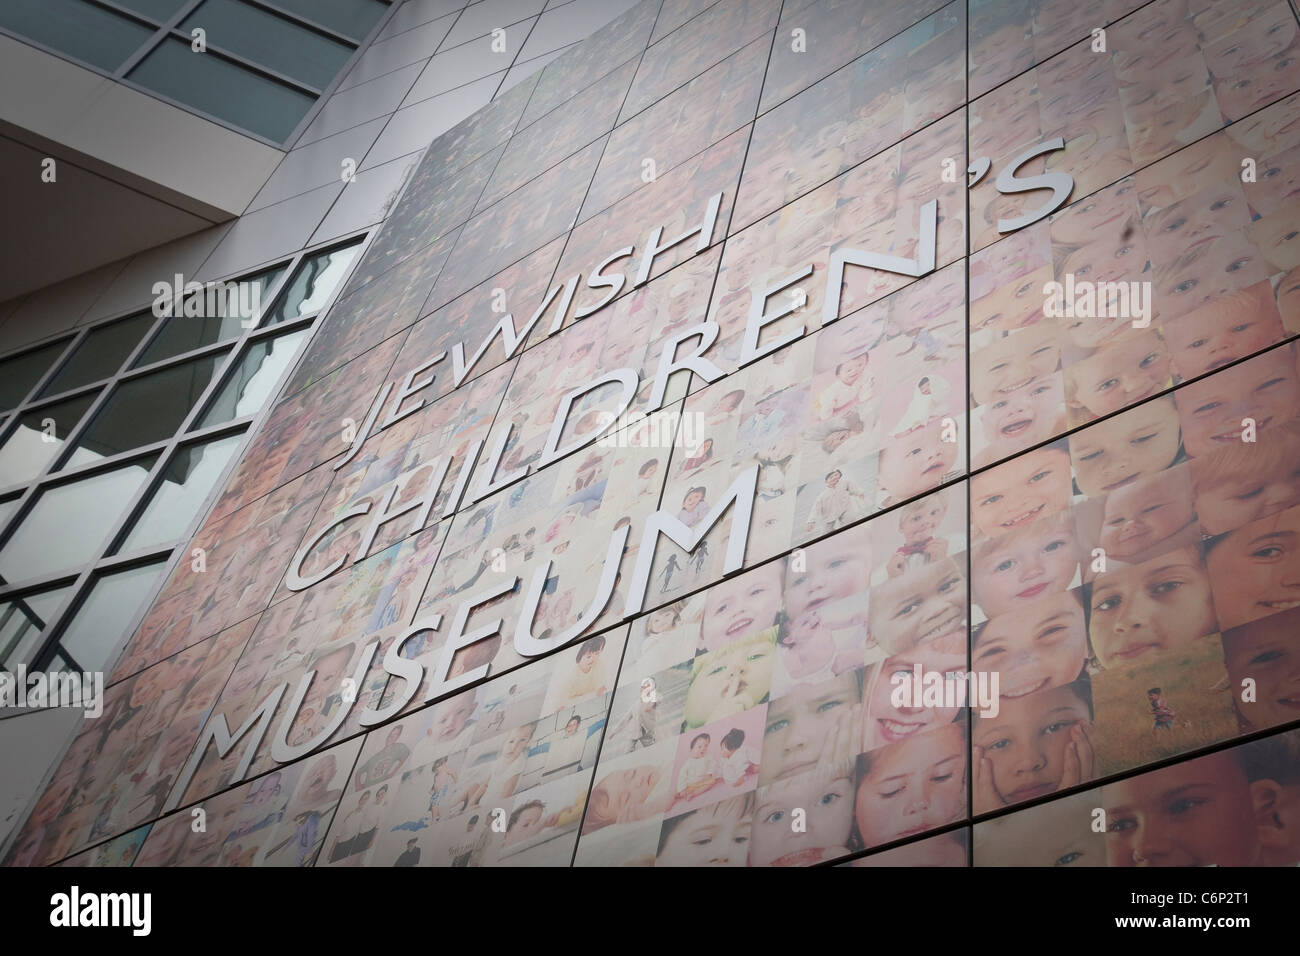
582,343 -> 1300,866
968,341 -> 1300,839
13,0 -> 1300,869
969,11 -> 1300,468
312,630 -> 620,868
974,727 -> 1300,867
582,496 -> 972,867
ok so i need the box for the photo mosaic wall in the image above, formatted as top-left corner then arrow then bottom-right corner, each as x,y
9,0 -> 1300,867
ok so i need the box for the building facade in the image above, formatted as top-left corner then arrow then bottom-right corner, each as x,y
3,0 -> 1300,868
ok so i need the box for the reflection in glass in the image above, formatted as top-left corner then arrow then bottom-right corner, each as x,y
199,330 -> 308,427
39,311 -> 155,398
128,38 -> 316,142
0,339 -> 69,412
134,265 -> 285,366
0,586 -> 72,670
57,562 -> 166,672
0,0 -> 153,72
0,393 -> 97,488
122,433 -> 243,552
67,354 -> 224,467
0,457 -> 156,584
263,242 -> 363,325
180,0 -> 353,90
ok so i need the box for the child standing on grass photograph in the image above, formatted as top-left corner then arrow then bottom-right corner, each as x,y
1147,687 -> 1176,734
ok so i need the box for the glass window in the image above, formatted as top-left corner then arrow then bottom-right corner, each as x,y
56,561 -> 166,673
67,354 -> 224,468
0,586 -> 72,670
263,242 -> 362,325
0,339 -> 70,412
268,0 -> 387,40
199,329 -> 308,426
121,433 -> 243,552
0,394 -> 97,488
0,457 -> 156,584
0,0 -> 154,72
128,38 -> 316,142
114,0 -> 189,21
135,265 -> 285,366
39,311 -> 155,398
182,0 -> 354,90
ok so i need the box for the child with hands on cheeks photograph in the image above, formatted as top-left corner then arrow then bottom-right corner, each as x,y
973,679 -> 1097,813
